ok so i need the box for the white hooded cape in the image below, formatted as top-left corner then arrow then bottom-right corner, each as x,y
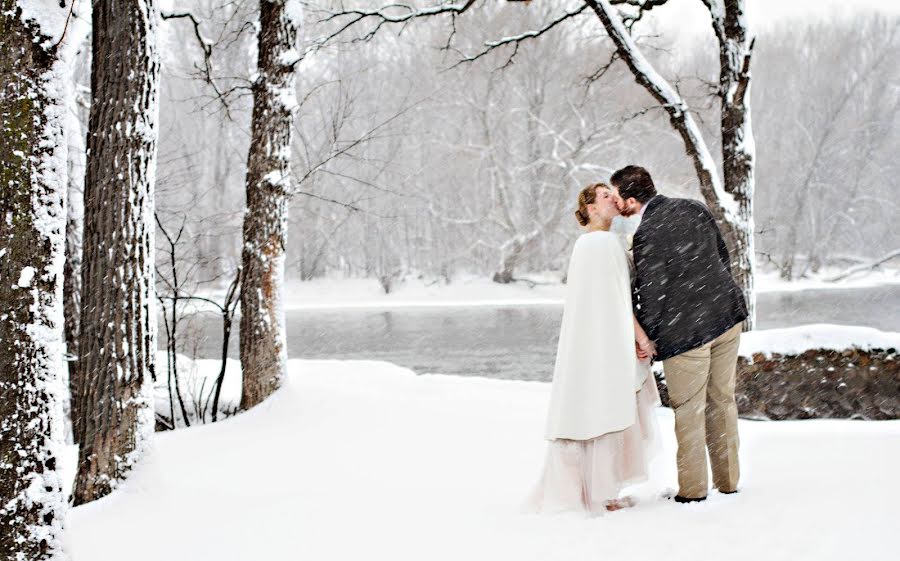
545,231 -> 637,441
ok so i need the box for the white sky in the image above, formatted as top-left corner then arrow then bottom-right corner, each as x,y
646,0 -> 900,36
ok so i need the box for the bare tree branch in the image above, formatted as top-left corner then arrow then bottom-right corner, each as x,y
584,49 -> 619,85
313,0 -> 667,71
450,4 -> 589,68
161,10 -> 253,117
314,0 -> 480,48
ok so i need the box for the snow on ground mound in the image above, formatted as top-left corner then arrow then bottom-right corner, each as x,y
740,324 -> 900,357
66,360 -> 899,561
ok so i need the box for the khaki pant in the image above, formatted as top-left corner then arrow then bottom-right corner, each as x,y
662,323 -> 742,498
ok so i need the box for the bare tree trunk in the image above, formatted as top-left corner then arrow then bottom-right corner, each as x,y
213,268 -> 242,422
0,4 -> 69,557
73,0 -> 160,505
64,87 -> 86,360
708,0 -> 757,327
239,0 -> 300,410
155,215 -> 192,428
494,231 -> 540,284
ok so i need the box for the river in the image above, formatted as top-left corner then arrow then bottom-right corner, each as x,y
182,285 -> 899,382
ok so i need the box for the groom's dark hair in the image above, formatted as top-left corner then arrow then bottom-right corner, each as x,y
610,165 -> 657,203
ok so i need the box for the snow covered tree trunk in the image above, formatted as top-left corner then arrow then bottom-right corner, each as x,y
706,0 -> 756,327
72,0 -> 160,505
0,2 -> 70,558
239,0 -> 300,410
587,0 -> 755,326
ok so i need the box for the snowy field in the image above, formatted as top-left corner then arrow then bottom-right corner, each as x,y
65,359 -> 899,561
251,267 -> 900,310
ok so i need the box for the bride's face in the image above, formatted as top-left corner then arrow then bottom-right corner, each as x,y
590,188 -> 621,221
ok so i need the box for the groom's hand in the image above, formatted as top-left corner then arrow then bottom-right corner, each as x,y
636,337 -> 657,360
636,342 -> 650,360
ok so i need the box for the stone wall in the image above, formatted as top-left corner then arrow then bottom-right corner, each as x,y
654,347 -> 899,420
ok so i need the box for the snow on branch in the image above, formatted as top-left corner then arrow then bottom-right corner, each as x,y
825,248 -> 900,282
585,0 -> 740,223
700,0 -> 725,25
610,0 -> 670,30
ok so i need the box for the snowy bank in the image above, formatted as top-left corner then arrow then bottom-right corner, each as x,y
754,266 -> 900,293
153,352 -> 242,427
272,274 -> 567,309
65,360 -> 900,561
739,324 -> 900,357
266,268 -> 899,309
185,266 -> 899,312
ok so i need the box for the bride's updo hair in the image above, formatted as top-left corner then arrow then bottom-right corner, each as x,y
574,183 -> 610,226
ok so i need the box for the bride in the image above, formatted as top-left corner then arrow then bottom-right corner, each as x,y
529,183 -> 660,514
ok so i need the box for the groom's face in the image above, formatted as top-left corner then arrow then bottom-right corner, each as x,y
611,187 -> 639,217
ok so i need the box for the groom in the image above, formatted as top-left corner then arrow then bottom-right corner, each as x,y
610,165 -> 748,503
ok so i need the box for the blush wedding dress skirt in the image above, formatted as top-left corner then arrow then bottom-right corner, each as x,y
527,370 -> 660,515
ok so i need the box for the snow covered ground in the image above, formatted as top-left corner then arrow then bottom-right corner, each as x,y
65,359 -> 899,561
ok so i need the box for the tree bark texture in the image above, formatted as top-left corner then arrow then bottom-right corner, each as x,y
709,0 -> 757,327
72,0 -> 160,505
239,0 -> 300,410
0,3 -> 69,558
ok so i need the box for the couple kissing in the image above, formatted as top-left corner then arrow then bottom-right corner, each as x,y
530,165 -> 748,514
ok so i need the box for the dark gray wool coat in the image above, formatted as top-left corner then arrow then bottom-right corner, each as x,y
632,195 -> 748,361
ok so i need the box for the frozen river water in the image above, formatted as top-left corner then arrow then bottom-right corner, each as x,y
186,285 -> 899,382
